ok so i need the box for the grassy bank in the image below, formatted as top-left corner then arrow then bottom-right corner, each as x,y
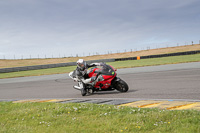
1,44 -> 200,68
0,54 -> 200,79
0,102 -> 199,133
0,66 -> 76,79
109,53 -> 200,69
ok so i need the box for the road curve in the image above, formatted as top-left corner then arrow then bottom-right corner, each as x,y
0,62 -> 200,100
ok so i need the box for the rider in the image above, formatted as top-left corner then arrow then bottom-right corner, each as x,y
75,59 -> 102,84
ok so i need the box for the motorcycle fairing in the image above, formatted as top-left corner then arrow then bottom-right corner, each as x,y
88,64 -> 116,89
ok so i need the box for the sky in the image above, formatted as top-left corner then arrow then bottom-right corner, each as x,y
0,0 -> 200,59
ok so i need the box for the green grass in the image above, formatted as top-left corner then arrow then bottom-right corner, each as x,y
108,53 -> 200,69
0,102 -> 199,133
0,66 -> 76,79
1,54 -> 200,79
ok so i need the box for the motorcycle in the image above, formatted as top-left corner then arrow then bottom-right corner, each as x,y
69,63 -> 129,96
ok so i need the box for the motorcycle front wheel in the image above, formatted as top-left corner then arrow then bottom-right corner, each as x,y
115,80 -> 129,92
81,88 -> 87,96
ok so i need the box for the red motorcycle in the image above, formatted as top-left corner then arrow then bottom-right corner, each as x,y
69,63 -> 129,96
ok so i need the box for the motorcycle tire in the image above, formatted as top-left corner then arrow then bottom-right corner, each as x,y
115,80 -> 129,92
81,88 -> 87,96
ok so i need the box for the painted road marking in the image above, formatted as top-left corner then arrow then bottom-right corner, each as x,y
119,100 -> 164,108
13,99 -> 41,103
138,102 -> 164,108
13,99 -> 71,103
170,102 -> 200,110
166,102 -> 197,110
119,100 -> 200,111
156,101 -> 195,110
11,99 -> 200,111
38,99 -> 71,103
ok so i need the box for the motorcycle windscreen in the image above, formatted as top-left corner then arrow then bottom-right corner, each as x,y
94,64 -> 115,76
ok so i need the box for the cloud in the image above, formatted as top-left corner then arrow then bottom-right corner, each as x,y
0,0 -> 200,59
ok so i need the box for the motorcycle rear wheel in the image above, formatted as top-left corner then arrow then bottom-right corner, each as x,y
115,80 -> 129,92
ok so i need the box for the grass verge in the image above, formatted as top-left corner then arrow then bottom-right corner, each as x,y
0,54 -> 200,79
0,102 -> 199,133
0,66 -> 76,79
108,53 -> 200,69
1,44 -> 200,68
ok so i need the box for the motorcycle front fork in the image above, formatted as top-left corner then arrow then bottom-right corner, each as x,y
73,82 -> 84,90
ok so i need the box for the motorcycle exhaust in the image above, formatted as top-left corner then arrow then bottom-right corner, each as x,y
73,85 -> 82,91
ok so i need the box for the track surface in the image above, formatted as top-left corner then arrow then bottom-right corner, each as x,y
0,62 -> 200,100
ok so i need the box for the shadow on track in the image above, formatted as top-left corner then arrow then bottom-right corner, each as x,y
84,89 -> 137,96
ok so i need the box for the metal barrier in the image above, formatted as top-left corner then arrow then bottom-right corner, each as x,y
115,50 -> 200,61
0,50 -> 200,73
0,59 -> 115,73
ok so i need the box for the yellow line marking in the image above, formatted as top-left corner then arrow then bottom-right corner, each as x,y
13,100 -> 27,103
167,103 -> 196,110
13,99 -> 40,103
119,100 -> 164,108
138,102 -> 162,108
119,102 -> 137,107
189,103 -> 200,110
38,99 -> 58,103
13,99 -> 72,103
119,100 -> 200,111
12,99 -> 200,111
173,103 -> 199,110
47,99 -> 72,103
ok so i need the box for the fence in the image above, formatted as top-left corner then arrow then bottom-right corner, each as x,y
0,59 -> 115,73
0,50 -> 200,73
2,43 -> 200,60
115,50 -> 200,61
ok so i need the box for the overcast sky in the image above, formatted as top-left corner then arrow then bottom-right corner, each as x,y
0,0 -> 200,59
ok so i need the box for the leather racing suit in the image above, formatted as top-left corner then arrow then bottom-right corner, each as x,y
75,63 -> 101,84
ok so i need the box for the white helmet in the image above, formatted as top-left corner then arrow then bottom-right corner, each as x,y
77,59 -> 86,71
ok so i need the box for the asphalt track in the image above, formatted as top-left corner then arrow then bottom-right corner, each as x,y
0,62 -> 200,101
